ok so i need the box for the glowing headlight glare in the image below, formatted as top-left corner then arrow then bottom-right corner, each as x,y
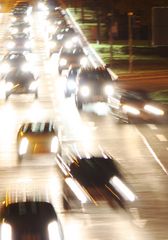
109,176 -> 136,202
80,57 -> 87,66
1,63 -> 10,73
144,104 -> 164,115
72,36 -> 79,43
1,223 -> 12,240
11,28 -> 18,34
7,41 -> 15,49
80,86 -> 90,97
29,81 -> 38,91
48,221 -> 61,240
67,80 -> 76,90
24,41 -> 31,48
64,40 -> 73,49
19,137 -> 29,155
21,63 -> 30,72
122,105 -> 140,115
59,58 -> 67,66
51,136 -> 59,153
65,177 -> 87,203
49,41 -> 56,49
104,85 -> 114,96
24,16 -> 29,22
5,82 -> 13,92
11,16 -> 16,22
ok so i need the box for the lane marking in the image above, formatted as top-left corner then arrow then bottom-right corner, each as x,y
136,128 -> 168,175
147,124 -> 157,130
156,134 -> 167,142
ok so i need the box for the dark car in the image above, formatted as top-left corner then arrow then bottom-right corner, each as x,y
17,121 -> 62,161
108,88 -> 168,123
75,67 -> 115,109
4,69 -> 38,100
56,151 -> 136,211
0,201 -> 64,240
58,46 -> 88,74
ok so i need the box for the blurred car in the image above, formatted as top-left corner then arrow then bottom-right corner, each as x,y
56,151 -> 136,210
6,33 -> 33,52
64,66 -> 80,97
58,46 -> 87,74
4,69 -> 38,100
0,201 -> 64,240
17,121 -> 62,161
108,88 -> 168,123
9,21 -> 31,35
75,67 -> 115,109
0,51 -> 29,78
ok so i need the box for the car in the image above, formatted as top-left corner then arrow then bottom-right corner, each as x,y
6,33 -> 33,52
64,66 -> 80,97
75,67 -> 115,109
56,150 -> 137,211
17,121 -> 62,161
58,46 -> 88,74
0,51 -> 29,78
0,201 -> 64,240
4,69 -> 38,100
9,21 -> 31,35
108,88 -> 168,123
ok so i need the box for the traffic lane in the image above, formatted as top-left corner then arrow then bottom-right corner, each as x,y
137,123 -> 168,173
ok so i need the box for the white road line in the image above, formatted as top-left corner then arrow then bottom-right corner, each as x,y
136,128 -> 168,175
147,124 -> 158,130
156,134 -> 168,142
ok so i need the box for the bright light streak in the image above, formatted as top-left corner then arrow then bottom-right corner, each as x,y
1,223 -> 12,240
144,104 -> 164,115
51,136 -> 59,153
19,137 -> 29,155
104,85 -> 114,96
48,221 -> 61,240
65,177 -> 87,203
80,86 -> 90,97
109,176 -> 136,202
122,105 -> 140,115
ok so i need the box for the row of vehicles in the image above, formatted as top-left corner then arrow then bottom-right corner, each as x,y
0,0 -> 38,100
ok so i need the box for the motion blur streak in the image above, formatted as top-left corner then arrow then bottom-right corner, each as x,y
1,223 -> 12,240
109,176 -> 136,202
144,104 -> 164,115
48,221 -> 61,240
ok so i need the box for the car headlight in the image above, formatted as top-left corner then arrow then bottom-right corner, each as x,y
65,177 -> 88,203
21,63 -> 30,72
5,82 -> 14,92
1,63 -> 10,73
80,57 -> 87,66
104,84 -> 114,96
109,176 -> 136,202
1,223 -> 12,240
122,104 -> 140,115
59,58 -> 67,66
51,136 -> 59,153
24,41 -> 31,48
80,85 -> 90,97
7,41 -> 15,49
19,137 -> 29,155
29,81 -> 38,91
49,41 -> 56,49
144,104 -> 164,115
67,80 -> 76,91
23,28 -> 30,34
11,28 -> 18,34
11,16 -> 16,22
64,40 -> 73,49
48,221 -> 62,240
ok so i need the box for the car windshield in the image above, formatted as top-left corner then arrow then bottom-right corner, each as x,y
22,122 -> 55,134
70,157 -> 121,186
5,70 -> 34,82
79,69 -> 112,83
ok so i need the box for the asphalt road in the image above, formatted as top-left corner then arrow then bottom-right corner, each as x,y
0,11 -> 168,240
